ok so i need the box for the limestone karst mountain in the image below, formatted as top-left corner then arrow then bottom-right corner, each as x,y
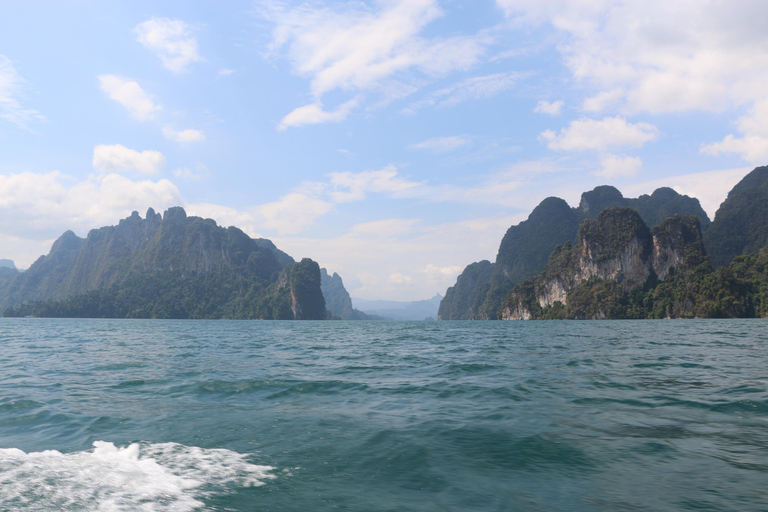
1,207 -> 339,320
440,185 -> 711,320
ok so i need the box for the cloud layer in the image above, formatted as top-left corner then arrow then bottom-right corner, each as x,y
261,0 -> 490,127
93,144 -> 166,175
135,18 -> 203,73
99,75 -> 161,120
0,55 -> 43,128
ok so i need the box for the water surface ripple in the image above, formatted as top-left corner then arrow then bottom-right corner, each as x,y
0,319 -> 766,511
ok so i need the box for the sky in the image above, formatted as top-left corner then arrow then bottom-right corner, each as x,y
0,0 -> 765,301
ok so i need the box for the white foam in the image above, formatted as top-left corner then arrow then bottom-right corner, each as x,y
0,441 -> 276,511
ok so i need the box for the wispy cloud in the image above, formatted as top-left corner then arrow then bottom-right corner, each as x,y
173,163 -> 209,181
255,193 -> 335,235
98,75 -> 161,120
134,18 -> 203,73
404,72 -> 527,113
410,135 -> 470,153
701,98 -> 768,163
540,116 -> 658,152
328,165 -> 422,203
0,55 -> 44,129
278,98 -> 358,130
594,154 -> 642,179
496,0 -> 768,166
163,126 -> 205,143
259,0 -> 490,127
533,99 -> 563,115
92,144 -> 166,175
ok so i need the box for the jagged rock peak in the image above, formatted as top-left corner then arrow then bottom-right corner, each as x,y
651,215 -> 706,280
578,186 -> 624,214
501,212 -> 706,320
578,207 -> 653,262
50,230 -> 84,253
163,206 -> 188,222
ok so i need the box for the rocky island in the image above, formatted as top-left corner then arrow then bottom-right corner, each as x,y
440,166 -> 768,320
1,207 -> 358,320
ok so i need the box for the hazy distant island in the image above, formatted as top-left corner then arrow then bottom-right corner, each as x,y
439,165 -> 768,320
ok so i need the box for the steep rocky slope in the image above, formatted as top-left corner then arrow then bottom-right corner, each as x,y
441,185 -> 710,320
501,208 -> 703,319
704,166 -> 768,267
0,207 -> 327,319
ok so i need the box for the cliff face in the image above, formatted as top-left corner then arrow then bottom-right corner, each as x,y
276,258 -> 326,320
440,185 -> 711,320
438,260 -> 494,320
0,207 -> 328,320
320,269 -> 367,320
704,165 -> 768,267
501,209 -> 703,320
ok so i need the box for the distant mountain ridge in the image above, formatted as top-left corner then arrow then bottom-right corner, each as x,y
441,166 -> 768,320
0,207 -> 351,320
440,185 -> 711,320
353,294 -> 442,321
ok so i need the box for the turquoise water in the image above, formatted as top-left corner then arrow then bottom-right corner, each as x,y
1,319 -> 767,511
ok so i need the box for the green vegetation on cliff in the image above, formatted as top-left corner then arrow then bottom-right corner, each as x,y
1,208 -> 328,320
438,260 -> 494,320
440,185 -> 711,320
502,209 -> 768,320
704,166 -> 768,267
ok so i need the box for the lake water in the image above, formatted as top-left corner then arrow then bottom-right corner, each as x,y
0,318 -> 767,511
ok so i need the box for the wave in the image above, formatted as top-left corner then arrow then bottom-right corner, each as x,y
0,441 -> 275,511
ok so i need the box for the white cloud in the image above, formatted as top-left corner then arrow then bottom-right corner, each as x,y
0,55 -> 44,129
533,99 -> 563,115
173,163 -> 209,180
218,68 -> 235,76
582,88 -> 623,113
497,0 -> 768,164
421,263 -> 462,287
498,0 -> 768,113
327,165 -> 422,202
388,273 -> 414,286
405,72 -> 526,113
255,193 -> 335,235
93,144 -> 166,175
99,75 -> 161,120
278,98 -> 358,130
260,0 -> 489,124
185,202 -> 260,234
271,214 -> 519,301
540,116 -> 658,151
134,18 -> 203,73
621,166 -> 751,219
0,170 -> 183,257
350,218 -> 420,237
701,98 -> 768,163
594,154 -> 642,179
410,135 -> 469,153
163,126 -> 206,142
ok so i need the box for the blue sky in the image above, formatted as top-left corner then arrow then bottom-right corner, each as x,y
1,0 -> 764,300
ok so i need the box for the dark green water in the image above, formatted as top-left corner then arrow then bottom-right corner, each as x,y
0,319 -> 767,511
